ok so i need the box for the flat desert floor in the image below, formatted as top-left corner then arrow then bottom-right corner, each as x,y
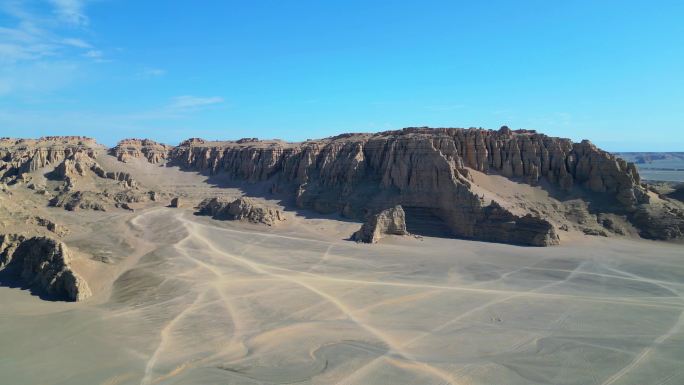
2,207 -> 684,385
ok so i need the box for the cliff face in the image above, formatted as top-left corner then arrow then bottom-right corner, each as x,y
161,128 -> 646,206
105,127 -> 682,244
109,139 -> 172,164
0,137 -> 99,183
0,234 -> 91,301
130,127 -> 659,245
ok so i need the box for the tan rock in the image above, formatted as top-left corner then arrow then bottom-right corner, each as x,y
162,127 -> 665,244
109,139 -> 172,164
197,197 -> 285,225
0,234 -> 91,301
352,205 -> 408,243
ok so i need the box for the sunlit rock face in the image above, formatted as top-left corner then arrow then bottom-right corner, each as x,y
128,127 -> 673,245
0,234 -> 91,301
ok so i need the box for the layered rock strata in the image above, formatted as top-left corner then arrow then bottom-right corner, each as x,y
0,137 -> 99,183
109,139 -> 172,164
0,234 -> 91,301
150,127 -> 646,245
352,205 -> 409,243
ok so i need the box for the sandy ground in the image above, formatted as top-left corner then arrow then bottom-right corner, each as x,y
1,204 -> 684,385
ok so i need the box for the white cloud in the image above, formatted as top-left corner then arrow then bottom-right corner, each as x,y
167,95 -> 224,111
49,0 -> 89,26
83,49 -> 102,58
62,37 -> 91,48
0,0 -> 97,95
138,67 -> 166,78
0,2 -> 97,63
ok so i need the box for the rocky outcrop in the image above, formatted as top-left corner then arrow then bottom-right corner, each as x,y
0,234 -> 91,301
630,202 -> 684,240
0,233 -> 24,268
0,137 -> 99,183
164,128 -> 627,245
27,217 -> 70,237
197,197 -> 285,225
110,139 -> 172,164
90,163 -> 138,188
352,205 -> 408,243
474,202 -> 560,246
3,129 -> 681,245
50,153 -> 139,189
166,128 -> 647,206
49,191 -> 108,211
170,197 -> 182,207
666,184 -> 684,203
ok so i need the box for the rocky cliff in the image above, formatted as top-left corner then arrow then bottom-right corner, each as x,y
125,127 -> 663,245
352,205 -> 409,243
0,137 -> 100,183
160,128 -> 646,207
109,139 -> 172,164
20,128 -> 673,246
0,234 -> 91,301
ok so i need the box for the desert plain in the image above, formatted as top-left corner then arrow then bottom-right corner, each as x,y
1,130 -> 683,385
1,182 -> 683,384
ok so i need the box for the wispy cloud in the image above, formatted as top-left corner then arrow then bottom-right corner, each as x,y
0,0 -> 97,96
167,95 -> 224,111
0,1 -> 94,63
138,67 -> 167,78
49,0 -> 89,26
0,94 -> 229,142
83,49 -> 104,61
62,37 -> 91,48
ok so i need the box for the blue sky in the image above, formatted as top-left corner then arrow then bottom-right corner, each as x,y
1,0 -> 682,150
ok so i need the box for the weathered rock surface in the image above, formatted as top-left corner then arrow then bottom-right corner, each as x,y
352,205 -> 408,243
27,217 -> 70,237
0,234 -> 91,301
158,127 -> 657,245
91,164 -> 138,188
630,203 -> 684,240
666,184 -> 684,203
110,139 -> 172,164
0,136 -> 99,183
50,191 -> 108,211
3,129 -> 683,246
197,197 -> 285,225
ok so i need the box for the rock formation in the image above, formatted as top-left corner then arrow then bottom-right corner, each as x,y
145,127 -> 662,245
630,203 -> 684,239
90,164 -> 138,188
3,128 -> 681,247
27,217 -> 70,237
0,137 -> 99,184
170,197 -> 182,207
196,197 -> 285,225
352,205 -> 409,243
666,183 -> 684,203
50,191 -> 108,211
109,139 -> 171,164
0,234 -> 91,301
